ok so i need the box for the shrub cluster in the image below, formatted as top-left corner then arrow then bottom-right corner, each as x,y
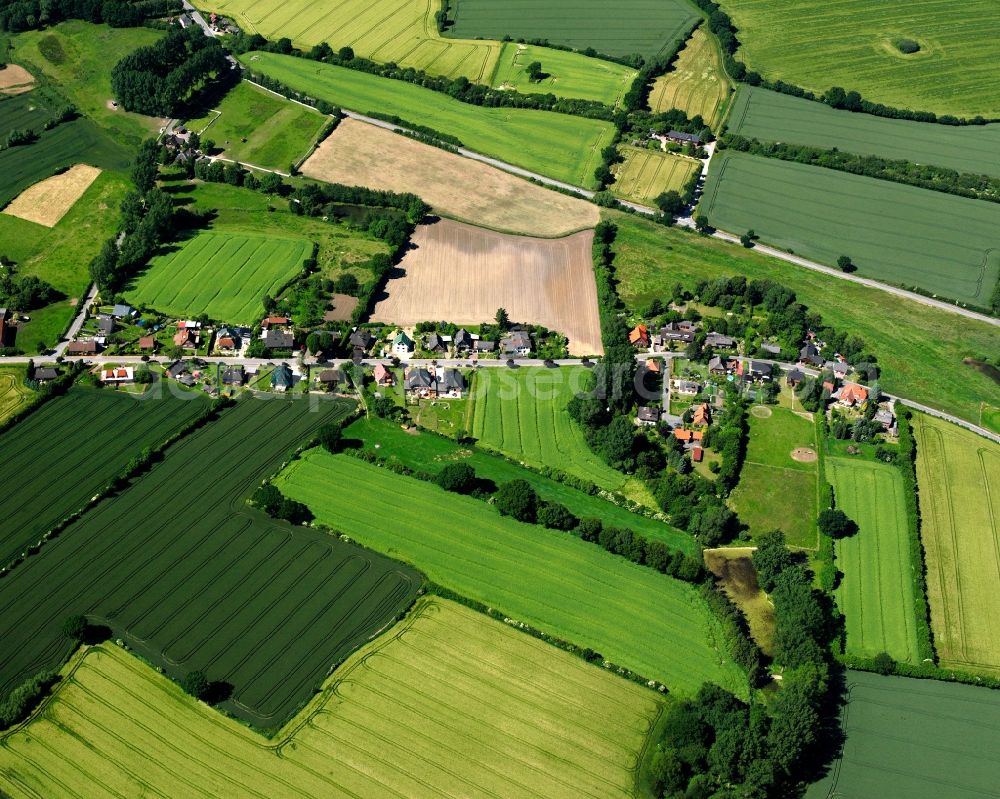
0,670 -> 58,729
0,0 -> 179,32
251,484 -> 313,525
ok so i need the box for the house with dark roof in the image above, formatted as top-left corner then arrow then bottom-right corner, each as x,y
424,333 -> 445,353
665,130 -> 702,145
708,355 -> 726,375
438,368 -> 465,397
264,330 -> 294,350
271,363 -> 294,392
32,367 -> 58,382
317,369 -> 346,390
96,315 -> 115,337
705,332 -> 735,349
165,360 -> 187,379
349,329 -> 375,351
636,406 -> 661,426
786,368 -> 805,387
111,304 -> 135,319
656,322 -> 695,347
672,379 -> 701,395
744,360 -> 773,381
454,329 -> 473,351
67,340 -> 98,356
404,366 -> 435,395
473,339 -> 496,353
500,331 -> 531,357
221,366 -> 245,386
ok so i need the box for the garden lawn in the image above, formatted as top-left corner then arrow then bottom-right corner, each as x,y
346,416 -> 696,553
828,457 -> 919,663
0,599 -> 661,799
276,450 -> 747,696
126,231 -> 312,325
183,81 -> 328,171
240,52 -> 616,189
606,211 -> 1000,428
727,85 -> 1000,178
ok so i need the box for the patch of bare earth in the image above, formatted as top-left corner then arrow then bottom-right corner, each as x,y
370,219 -> 602,356
791,447 -> 817,463
2,164 -> 102,227
0,64 -> 35,94
302,118 -> 599,238
324,293 -> 359,322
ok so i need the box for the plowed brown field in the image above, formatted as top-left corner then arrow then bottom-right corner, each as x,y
371,219 -> 602,355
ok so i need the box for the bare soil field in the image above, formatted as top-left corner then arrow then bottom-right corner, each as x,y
0,64 -> 35,94
302,119 -> 598,238
371,219 -> 602,355
2,164 -> 102,226
324,292 -> 358,321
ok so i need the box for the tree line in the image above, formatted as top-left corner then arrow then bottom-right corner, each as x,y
0,0 -> 178,32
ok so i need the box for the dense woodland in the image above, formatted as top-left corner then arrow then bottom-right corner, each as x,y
0,0 -> 177,32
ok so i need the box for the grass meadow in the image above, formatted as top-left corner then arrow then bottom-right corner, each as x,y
914,413 -> 1000,675
805,670 -> 1000,799
447,0 -> 699,60
727,86 -> 1000,178
605,211 -> 1000,430
0,396 -> 420,729
0,599 -> 662,798
611,146 -> 700,205
183,81 -> 328,171
720,0 -> 1000,119
0,367 -> 34,425
728,406 -> 819,549
126,231 -> 311,325
276,450 -> 747,696
701,151 -> 1000,307
649,27 -> 732,128
242,52 -> 616,188
346,416 -> 696,553
828,457 -> 919,663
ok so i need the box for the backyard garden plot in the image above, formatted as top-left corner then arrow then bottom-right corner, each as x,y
0,599 -> 661,799
0,367 -> 34,424
0,387 -> 210,568
182,81 -> 327,171
727,85 -> 1000,178
610,146 -> 700,206
370,220 -> 603,356
728,406 -> 820,549
913,413 -> 1000,675
2,164 -> 101,227
240,52 -> 617,189
804,670 -> 1000,799
0,396 -> 420,729
828,457 -> 919,663
606,211 -> 1000,432
346,416 -> 696,553
718,0 -> 1000,119
446,0 -> 699,60
701,151 -> 1000,307
649,27 -> 732,128
277,450 -> 747,696
302,118 -> 599,237
126,232 -> 312,325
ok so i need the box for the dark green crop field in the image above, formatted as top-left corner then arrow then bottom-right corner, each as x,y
0,388 -> 210,566
806,670 -> 1000,799
0,396 -> 420,730
446,0 -> 698,59
727,86 -> 1000,178
0,88 -> 62,141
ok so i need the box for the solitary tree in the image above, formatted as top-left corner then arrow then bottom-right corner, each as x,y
655,190 -> 685,219
740,230 -> 755,248
818,508 -> 857,539
494,479 -> 538,523
494,307 -> 510,332
694,214 -> 711,233
837,255 -> 855,272
182,670 -> 210,700
525,61 -> 543,82
436,462 -> 476,494
317,423 -> 342,454
62,614 -> 88,642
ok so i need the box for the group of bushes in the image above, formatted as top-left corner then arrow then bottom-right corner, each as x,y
0,0 -> 179,33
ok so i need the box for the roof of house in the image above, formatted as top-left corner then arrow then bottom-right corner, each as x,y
691,446 -> 704,462
799,343 -> 819,359
677,380 -> 701,393
102,367 -> 133,380
174,329 -> 196,347
454,329 -> 473,348
138,336 -> 156,349
693,403 -> 710,426
264,331 -> 294,349
318,369 -> 345,384
874,408 -> 894,425
271,363 -> 293,388
373,363 -> 393,383
786,368 -> 804,382
262,316 -> 290,328
837,383 -> 868,404
221,367 -> 245,385
112,304 -> 134,317
666,130 -> 702,143
501,331 -> 531,352
645,358 -> 662,373
474,339 -> 496,351
425,333 -> 444,350
33,367 -> 58,380
749,360 -> 773,374
637,406 -> 660,422
176,320 -> 201,330
706,332 -> 735,347
97,317 -> 115,335
67,340 -> 97,354
404,367 -> 434,389
628,324 -> 649,345
166,360 -> 186,378
393,330 -> 414,348
708,355 -> 725,371
674,428 -> 693,441
439,368 -> 464,391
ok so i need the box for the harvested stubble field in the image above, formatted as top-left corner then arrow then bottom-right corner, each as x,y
701,151 -> 1000,307
241,52 -> 616,189
0,367 -> 34,424
0,387 -> 210,566
611,146 -> 700,206
277,450 -> 747,696
828,457 -> 919,663
447,0 -> 699,60
0,396 -> 420,729
371,219 -> 602,355
0,63 -> 34,94
347,416 -> 696,553
649,27 -> 732,128
727,85 -> 1000,178
302,118 -> 598,237
0,599 -> 662,799
127,231 -> 312,325
913,413 -> 1000,675
804,670 -> 1000,799
2,164 -> 101,227
719,0 -> 1000,119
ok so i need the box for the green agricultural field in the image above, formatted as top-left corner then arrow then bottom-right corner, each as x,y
126,231 -> 312,325
701,151 -> 1000,308
649,27 -> 732,128
726,86 -> 1000,178
828,457 -> 919,663
0,367 -> 34,425
718,0 -> 1000,119
0,387 -> 210,566
447,0 -> 699,60
0,87 -> 63,140
0,396 -> 420,729
0,599 -> 661,799
606,210 -> 1000,430
611,146 -> 700,206
728,406 -> 820,548
805,670 -> 1000,799
913,413 -> 1000,676
276,450 -> 747,696
346,416 -> 696,553
184,81 -> 328,171
240,52 -> 616,189
492,42 -> 637,106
